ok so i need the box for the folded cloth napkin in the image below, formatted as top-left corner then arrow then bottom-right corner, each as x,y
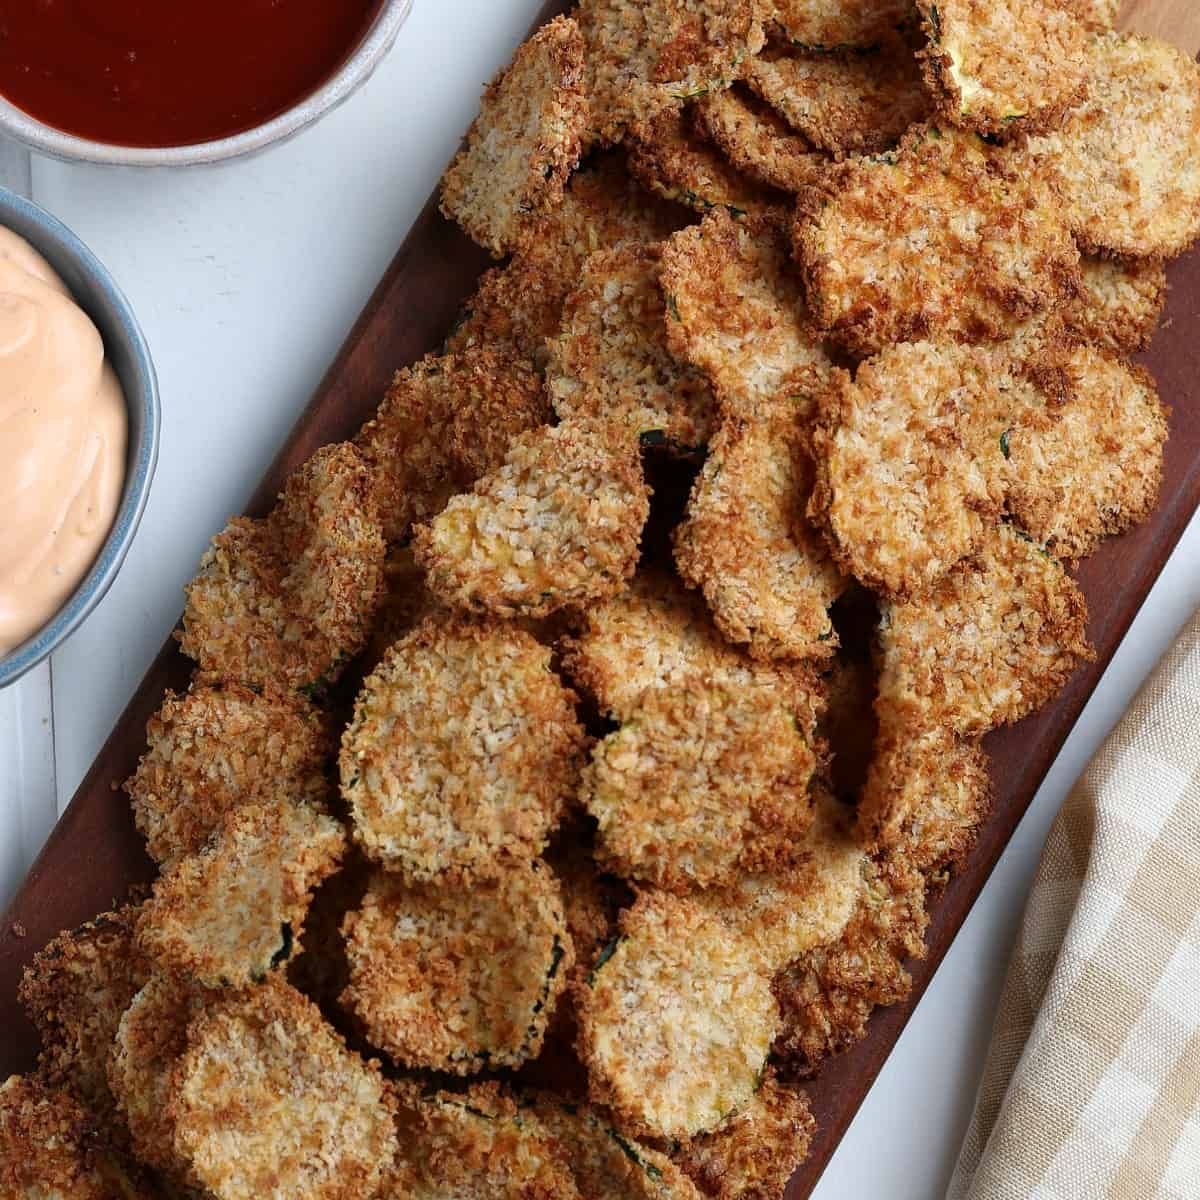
948,611 -> 1200,1200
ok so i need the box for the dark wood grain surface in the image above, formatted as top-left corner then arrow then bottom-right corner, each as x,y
3,6 -> 1199,1196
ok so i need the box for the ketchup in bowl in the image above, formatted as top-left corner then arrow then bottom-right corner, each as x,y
0,0 -> 384,149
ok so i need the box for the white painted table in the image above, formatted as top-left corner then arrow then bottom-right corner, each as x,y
1,2 -> 1198,1194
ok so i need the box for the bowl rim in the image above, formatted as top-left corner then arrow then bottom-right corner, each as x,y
0,190 -> 160,688
0,0 -> 413,168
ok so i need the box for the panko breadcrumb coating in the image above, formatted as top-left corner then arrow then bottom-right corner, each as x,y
0,1074 -> 141,1200
340,860 -> 572,1074
440,16 -> 587,256
180,442 -> 386,692
628,108 -> 787,220
876,523 -> 1093,736
406,1083 -> 581,1199
340,615 -> 583,878
126,680 -> 332,869
810,341 -> 1009,598
171,978 -> 397,1200
413,420 -> 650,619
1005,344 -> 1168,561
795,125 -> 1080,356
858,723 -> 992,882
693,86 -> 829,193
744,39 -> 930,155
577,889 -> 780,1139
1066,255 -> 1167,357
135,799 -> 345,986
675,402 -> 846,660
917,0 -> 1089,137
447,152 -> 687,366
584,677 -> 820,890
676,1070 -> 816,1200
1022,33 -> 1200,260
529,1095 -> 701,1199
660,210 -> 833,420
355,348 -> 550,544
766,0 -> 910,48
547,243 -> 719,451
1063,0 -> 1118,32
107,974 -> 211,1181
773,850 -> 928,1073
18,906 -> 147,1131
692,786 -> 865,971
578,0 -> 766,146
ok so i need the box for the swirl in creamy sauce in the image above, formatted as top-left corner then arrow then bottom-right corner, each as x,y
0,227 -> 127,654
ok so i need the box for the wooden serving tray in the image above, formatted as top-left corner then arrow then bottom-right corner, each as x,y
3,5 -> 1199,1196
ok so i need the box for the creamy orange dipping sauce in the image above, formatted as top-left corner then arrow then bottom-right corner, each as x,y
0,228 -> 127,655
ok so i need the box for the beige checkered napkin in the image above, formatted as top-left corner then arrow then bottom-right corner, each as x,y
949,610 -> 1200,1200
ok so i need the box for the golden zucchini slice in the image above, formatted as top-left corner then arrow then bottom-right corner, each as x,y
340,860 -> 572,1074
876,523 -> 1093,736
577,890 -> 780,1139
341,614 -> 584,879
440,16 -> 588,256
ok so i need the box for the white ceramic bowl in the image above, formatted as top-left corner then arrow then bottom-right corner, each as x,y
0,0 -> 413,168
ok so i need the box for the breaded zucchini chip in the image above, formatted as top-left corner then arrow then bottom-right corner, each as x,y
126,680 -> 331,869
810,341 -> 1008,598
18,906 -> 147,1128
765,0 -> 910,49
0,1075 -> 144,1200
340,860 -> 572,1073
584,678 -> 820,889
578,0 -> 766,146
405,1083 -> 581,1199
341,615 -> 584,877
876,523 -> 1093,736
692,786 -> 864,971
917,0 -> 1088,137
693,86 -> 829,193
440,17 -> 588,256
1005,344 -> 1168,561
1065,255 -> 1167,356
107,974 -> 211,1181
744,39 -> 929,155
413,420 -> 650,619
774,850 -> 928,1073
628,108 -> 787,220
577,890 -> 779,1139
858,723 -> 991,881
676,1070 -> 816,1200
447,152 -> 687,366
180,442 -> 386,692
1023,33 -> 1200,259
675,403 -> 846,660
563,569 -> 804,717
529,1095 -> 701,1199
795,126 -> 1080,356
171,978 -> 397,1200
355,348 -> 550,544
548,243 -> 719,451
660,210 -> 833,418
136,799 -> 345,986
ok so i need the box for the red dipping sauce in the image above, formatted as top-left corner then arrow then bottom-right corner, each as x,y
0,0 -> 385,148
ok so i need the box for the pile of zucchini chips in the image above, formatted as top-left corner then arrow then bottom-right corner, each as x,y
5,1 -> 1198,1196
